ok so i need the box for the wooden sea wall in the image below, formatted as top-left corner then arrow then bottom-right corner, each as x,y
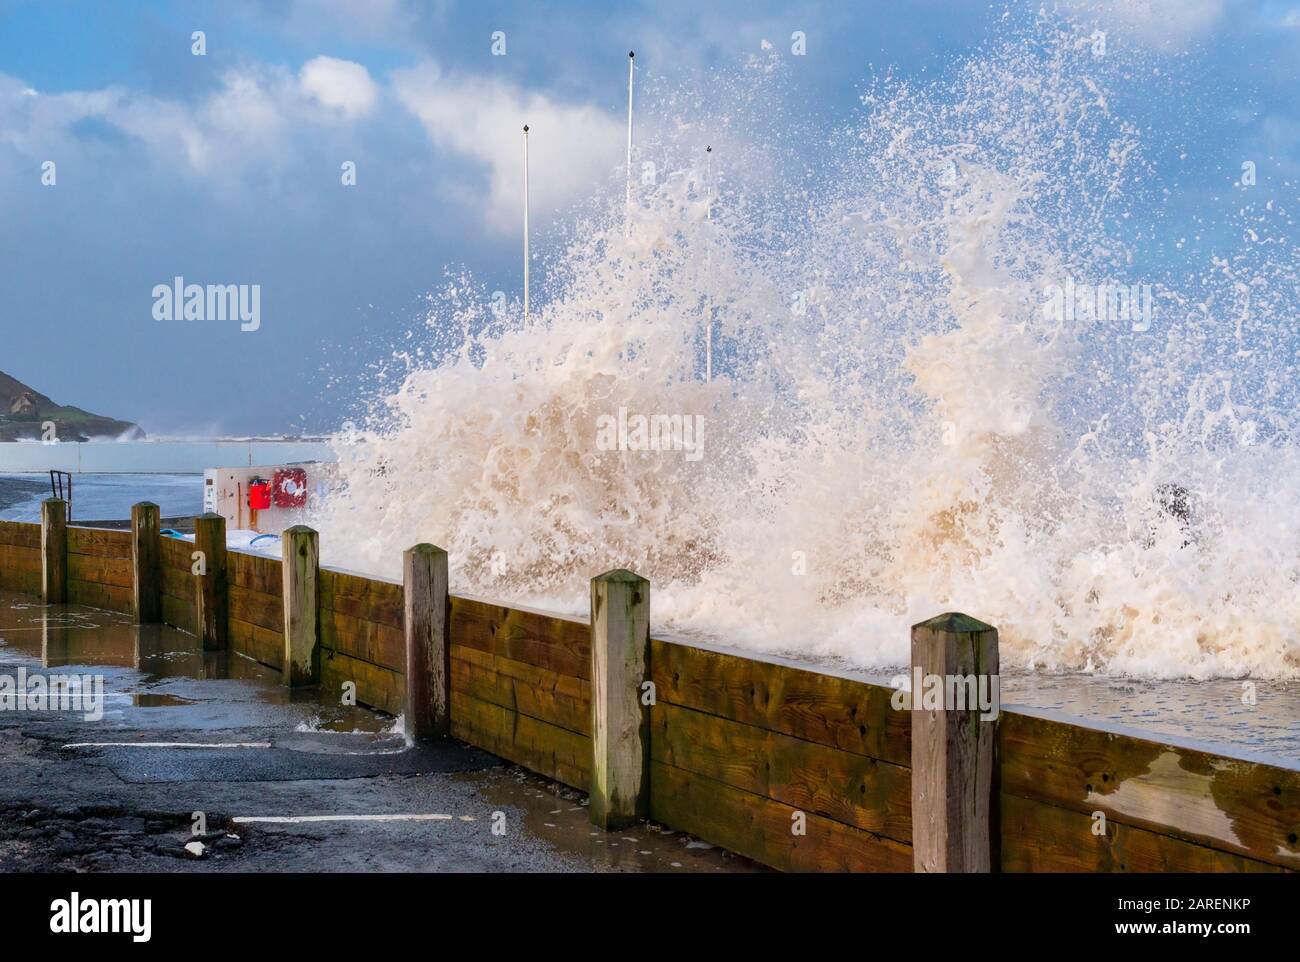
648,639 -> 913,871
448,596 -> 592,791
159,533 -> 198,634
65,525 -> 134,613
998,711 -> 1298,873
228,549 -> 284,671
0,520 -> 41,595
318,567 -> 404,715
3,502 -> 1294,873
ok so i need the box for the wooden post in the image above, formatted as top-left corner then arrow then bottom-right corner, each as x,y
910,612 -> 999,873
131,502 -> 161,622
282,525 -> 319,686
589,568 -> 651,830
403,543 -> 450,740
193,512 -> 228,651
40,497 -> 67,604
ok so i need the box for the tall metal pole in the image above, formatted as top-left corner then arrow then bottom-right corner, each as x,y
705,144 -> 713,383
626,51 -> 635,229
523,124 -> 530,323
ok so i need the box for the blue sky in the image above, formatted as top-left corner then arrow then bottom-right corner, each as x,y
1,0 -> 1297,436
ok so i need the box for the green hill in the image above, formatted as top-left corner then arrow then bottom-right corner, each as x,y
0,370 -> 144,442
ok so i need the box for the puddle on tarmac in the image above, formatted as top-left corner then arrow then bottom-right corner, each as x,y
0,588 -> 393,734
130,693 -> 196,707
459,766 -> 767,872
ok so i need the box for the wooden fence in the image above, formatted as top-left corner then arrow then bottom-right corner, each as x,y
0,519 -> 40,595
319,567 -> 404,715
3,497 -> 1296,873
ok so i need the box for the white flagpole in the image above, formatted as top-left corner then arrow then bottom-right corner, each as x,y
523,124 -> 530,324
626,51 -> 635,229
705,144 -> 713,383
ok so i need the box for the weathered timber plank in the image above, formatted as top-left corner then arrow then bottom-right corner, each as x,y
66,579 -> 132,613
67,552 -> 133,589
450,689 -> 591,790
318,568 -> 403,630
228,584 -> 284,634
1000,710 -> 1300,870
161,592 -> 197,635
321,648 -> 403,715
651,639 -> 909,766
450,595 -> 589,680
651,701 -> 911,844
0,565 -> 40,594
160,564 -> 193,602
0,543 -> 41,572
66,526 -> 133,559
230,617 -> 283,670
319,606 -> 404,672
649,760 -> 913,872
228,549 -> 283,596
404,544 -> 449,741
589,569 -> 651,830
999,792 -> 1286,873
910,612 -> 998,873
159,536 -> 193,571
0,520 -> 41,549
193,514 -> 227,651
41,499 -> 66,603
450,646 -> 591,735
281,526 -> 319,687
131,502 -> 161,622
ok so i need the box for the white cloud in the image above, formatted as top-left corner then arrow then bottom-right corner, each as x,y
392,62 -> 623,233
0,56 -> 377,181
1060,0 -> 1227,47
300,56 -> 379,119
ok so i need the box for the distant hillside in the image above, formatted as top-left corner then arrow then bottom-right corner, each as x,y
0,370 -> 144,442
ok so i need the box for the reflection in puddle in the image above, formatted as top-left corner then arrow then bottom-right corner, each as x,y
129,693 -> 197,707
0,589 -> 388,732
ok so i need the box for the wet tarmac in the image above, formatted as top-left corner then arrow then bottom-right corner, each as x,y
0,591 -> 759,873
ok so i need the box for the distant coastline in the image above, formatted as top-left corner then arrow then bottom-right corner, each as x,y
0,369 -> 142,442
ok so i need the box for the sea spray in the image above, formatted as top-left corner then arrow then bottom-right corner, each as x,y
312,17 -> 1299,680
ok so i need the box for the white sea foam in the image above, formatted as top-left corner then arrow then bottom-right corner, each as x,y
311,19 -> 1299,679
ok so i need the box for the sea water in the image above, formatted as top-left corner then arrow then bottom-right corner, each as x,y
310,16 -> 1299,683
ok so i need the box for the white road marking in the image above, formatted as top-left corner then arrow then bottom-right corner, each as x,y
62,741 -> 272,749
232,813 -> 476,825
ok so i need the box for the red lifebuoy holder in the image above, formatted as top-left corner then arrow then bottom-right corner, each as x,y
272,467 -> 308,508
248,477 -> 272,511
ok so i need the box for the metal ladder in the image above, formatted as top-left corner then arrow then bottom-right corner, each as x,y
48,469 -> 72,520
